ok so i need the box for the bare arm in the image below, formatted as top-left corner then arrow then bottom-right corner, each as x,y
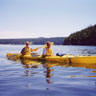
31,48 -> 39,52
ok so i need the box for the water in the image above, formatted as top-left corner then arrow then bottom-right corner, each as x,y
0,45 -> 96,96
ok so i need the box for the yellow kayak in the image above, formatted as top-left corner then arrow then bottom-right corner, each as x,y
6,53 -> 96,64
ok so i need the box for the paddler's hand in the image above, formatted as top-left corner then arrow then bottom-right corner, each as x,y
32,47 -> 41,51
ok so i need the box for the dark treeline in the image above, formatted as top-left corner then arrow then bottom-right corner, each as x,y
64,24 -> 96,46
0,37 -> 65,45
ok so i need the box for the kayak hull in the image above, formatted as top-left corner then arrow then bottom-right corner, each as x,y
6,53 -> 96,64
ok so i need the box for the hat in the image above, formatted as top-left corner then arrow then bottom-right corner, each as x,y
26,41 -> 30,45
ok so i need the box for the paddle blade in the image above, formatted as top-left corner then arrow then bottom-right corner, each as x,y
51,42 -> 54,45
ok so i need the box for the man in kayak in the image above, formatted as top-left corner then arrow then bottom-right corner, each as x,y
21,41 -> 39,56
42,41 -> 53,56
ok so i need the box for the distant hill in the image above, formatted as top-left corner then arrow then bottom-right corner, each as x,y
64,24 -> 96,46
0,37 -> 65,45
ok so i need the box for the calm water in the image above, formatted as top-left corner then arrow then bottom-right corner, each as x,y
0,45 -> 96,96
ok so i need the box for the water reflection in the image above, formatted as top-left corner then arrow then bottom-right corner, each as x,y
69,62 -> 96,77
92,70 -> 96,73
21,59 -> 96,79
42,62 -> 54,84
21,60 -> 40,77
2,45 -> 96,96
21,59 -> 54,84
70,63 -> 96,69
22,60 -> 40,68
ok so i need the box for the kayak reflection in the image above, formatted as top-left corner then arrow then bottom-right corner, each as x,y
21,59 -> 41,68
21,59 -> 96,79
42,61 -> 54,84
69,63 -> 96,69
21,60 -> 40,77
21,59 -> 55,83
21,58 -> 96,70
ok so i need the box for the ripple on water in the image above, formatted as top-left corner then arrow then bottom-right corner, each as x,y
0,45 -> 96,96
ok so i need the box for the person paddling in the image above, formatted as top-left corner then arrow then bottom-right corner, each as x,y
21,41 -> 39,56
42,41 -> 54,56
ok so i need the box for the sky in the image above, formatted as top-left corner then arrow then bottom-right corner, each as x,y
0,0 -> 96,39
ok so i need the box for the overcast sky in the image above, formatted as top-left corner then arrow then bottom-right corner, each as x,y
0,0 -> 96,39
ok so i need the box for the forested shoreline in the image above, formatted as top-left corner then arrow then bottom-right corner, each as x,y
0,37 -> 64,45
64,24 -> 96,46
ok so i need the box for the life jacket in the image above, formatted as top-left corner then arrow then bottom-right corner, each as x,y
23,46 -> 31,55
44,47 -> 53,56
